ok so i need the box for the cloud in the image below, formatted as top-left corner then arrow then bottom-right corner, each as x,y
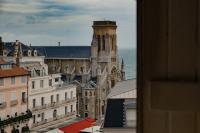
0,0 -> 136,49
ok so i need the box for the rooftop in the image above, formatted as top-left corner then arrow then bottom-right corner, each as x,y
0,67 -> 28,78
107,79 -> 136,99
32,46 -> 91,59
93,21 -> 116,26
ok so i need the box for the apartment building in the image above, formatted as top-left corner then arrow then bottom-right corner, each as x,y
6,46 -> 78,131
0,60 -> 31,133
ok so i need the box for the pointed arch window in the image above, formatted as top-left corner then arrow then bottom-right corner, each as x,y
102,35 -> 106,50
97,35 -> 101,52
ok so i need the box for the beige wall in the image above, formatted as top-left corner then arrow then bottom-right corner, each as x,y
0,76 -> 28,118
0,75 -> 28,132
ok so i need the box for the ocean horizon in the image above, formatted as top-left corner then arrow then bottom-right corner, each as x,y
119,48 -> 136,80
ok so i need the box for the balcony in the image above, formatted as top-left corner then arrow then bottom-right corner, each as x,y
32,98 -> 76,112
32,112 -> 76,128
32,104 -> 47,111
10,100 -> 18,106
0,110 -> 32,128
0,102 -> 6,109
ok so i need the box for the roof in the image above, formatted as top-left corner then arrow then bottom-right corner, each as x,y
32,46 -> 91,59
107,79 -> 136,98
4,42 -> 42,56
59,118 -> 95,133
0,67 -> 28,78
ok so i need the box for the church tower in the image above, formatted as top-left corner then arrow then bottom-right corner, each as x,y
91,21 -> 118,80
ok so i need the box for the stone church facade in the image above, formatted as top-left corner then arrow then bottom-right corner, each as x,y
0,20 -> 125,120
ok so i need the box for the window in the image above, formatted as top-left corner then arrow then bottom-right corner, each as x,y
33,99 -> 36,108
0,93 -> 4,103
41,97 -> 44,106
11,77 -> 15,85
21,76 -> 26,83
102,35 -> 105,50
85,105 -> 88,110
56,94 -> 59,102
65,92 -> 68,100
49,79 -> 52,86
22,92 -> 26,103
11,92 -> 17,101
85,91 -> 87,96
80,67 -> 83,73
33,115 -> 36,123
55,78 -> 59,82
90,91 -> 92,96
70,91 -> 73,99
51,95 -> 54,103
112,35 -> 114,50
97,35 -> 101,52
65,106 -> 68,115
32,81 -> 35,89
41,112 -> 44,121
53,109 -> 57,118
40,80 -> 44,88
0,78 -> 4,86
85,113 -> 88,117
70,105 -> 73,112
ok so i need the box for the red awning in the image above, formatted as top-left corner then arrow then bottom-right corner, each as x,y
59,118 -> 95,133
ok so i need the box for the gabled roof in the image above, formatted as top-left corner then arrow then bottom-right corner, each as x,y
32,46 -> 91,59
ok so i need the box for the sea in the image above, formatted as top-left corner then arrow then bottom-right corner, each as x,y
118,48 -> 136,80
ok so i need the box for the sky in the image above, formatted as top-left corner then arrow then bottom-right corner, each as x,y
0,0 -> 136,49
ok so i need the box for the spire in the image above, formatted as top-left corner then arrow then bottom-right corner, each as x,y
121,58 -> 125,80
121,58 -> 124,71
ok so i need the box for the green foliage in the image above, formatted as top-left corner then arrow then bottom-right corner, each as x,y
0,110 -> 32,128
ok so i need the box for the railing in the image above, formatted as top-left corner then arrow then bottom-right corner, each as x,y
10,100 -> 18,106
32,112 -> 76,128
0,102 -> 6,109
32,98 -> 76,112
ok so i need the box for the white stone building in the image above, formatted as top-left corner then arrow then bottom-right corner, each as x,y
4,44 -> 77,131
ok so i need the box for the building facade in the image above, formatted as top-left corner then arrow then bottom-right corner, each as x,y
1,20 -> 124,120
0,61 -> 31,133
14,50 -> 77,131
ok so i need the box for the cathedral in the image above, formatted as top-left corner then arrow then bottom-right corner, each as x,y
0,20 -> 125,120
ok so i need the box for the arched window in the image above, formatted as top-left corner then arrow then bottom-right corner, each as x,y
85,91 -> 88,96
97,35 -> 101,52
102,35 -> 105,50
53,109 -> 57,118
112,35 -> 114,50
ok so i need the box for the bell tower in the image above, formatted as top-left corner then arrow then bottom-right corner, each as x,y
91,21 -> 118,76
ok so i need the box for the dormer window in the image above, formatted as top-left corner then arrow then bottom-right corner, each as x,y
33,50 -> 37,56
28,50 -> 32,56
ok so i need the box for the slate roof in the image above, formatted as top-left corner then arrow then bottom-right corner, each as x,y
32,46 -> 91,59
3,42 -> 42,56
107,79 -> 136,98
